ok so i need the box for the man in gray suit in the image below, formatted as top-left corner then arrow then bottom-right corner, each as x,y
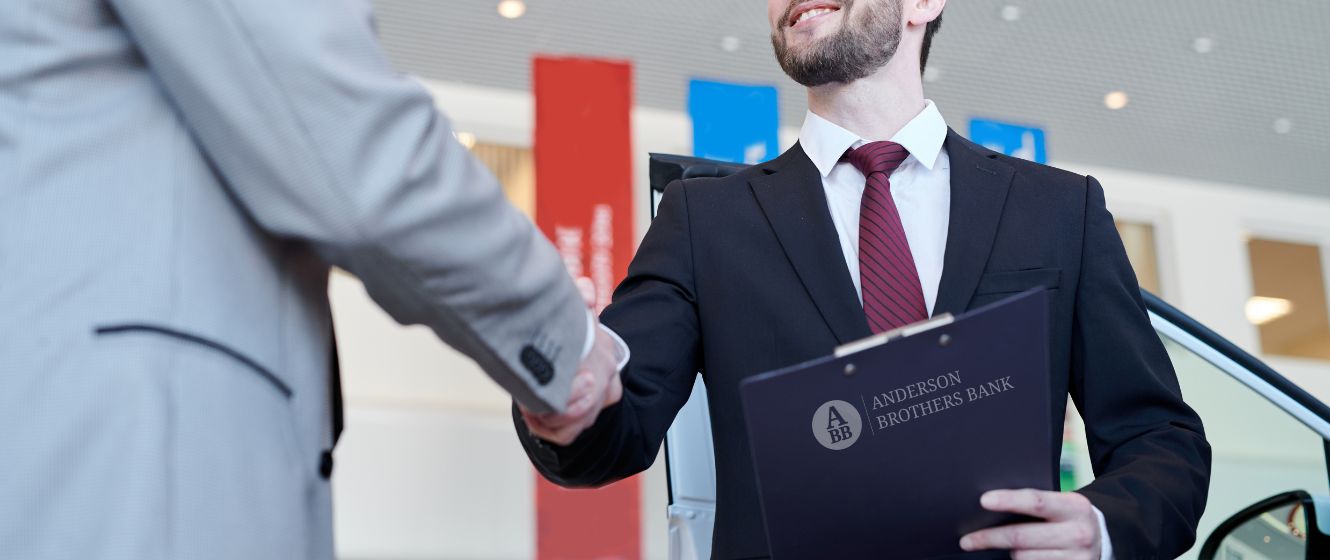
0,0 -> 624,558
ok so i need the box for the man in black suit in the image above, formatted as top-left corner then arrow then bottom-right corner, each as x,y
515,0 -> 1211,558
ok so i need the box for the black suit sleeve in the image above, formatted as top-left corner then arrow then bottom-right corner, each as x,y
1071,176 -> 1213,558
512,180 -> 703,487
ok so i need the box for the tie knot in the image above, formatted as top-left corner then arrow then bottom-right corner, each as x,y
842,141 -> 910,177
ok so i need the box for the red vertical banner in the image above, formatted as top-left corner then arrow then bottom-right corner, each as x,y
533,56 -> 640,560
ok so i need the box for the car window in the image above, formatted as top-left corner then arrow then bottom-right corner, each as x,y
1063,332 -> 1329,560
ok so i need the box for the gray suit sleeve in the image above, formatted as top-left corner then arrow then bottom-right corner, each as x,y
106,0 -> 588,413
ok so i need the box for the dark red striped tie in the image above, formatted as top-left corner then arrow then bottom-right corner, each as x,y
843,141 -> 929,333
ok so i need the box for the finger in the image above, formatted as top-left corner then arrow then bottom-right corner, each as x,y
961,521 -> 1092,551
535,404 -> 589,432
524,411 -> 590,446
575,277 -> 596,308
527,396 -> 591,432
538,409 -> 603,446
526,423 -> 573,446
521,409 -> 560,433
535,384 -> 606,427
980,489 -> 1093,521
563,392 -> 596,419
563,371 -> 596,410
522,415 -> 561,443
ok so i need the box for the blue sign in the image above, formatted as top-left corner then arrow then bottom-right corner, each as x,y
969,118 -> 1047,164
688,79 -> 780,164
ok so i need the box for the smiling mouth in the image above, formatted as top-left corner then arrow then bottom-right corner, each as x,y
788,3 -> 841,28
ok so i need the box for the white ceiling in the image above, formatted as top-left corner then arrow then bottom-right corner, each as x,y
371,0 -> 1330,198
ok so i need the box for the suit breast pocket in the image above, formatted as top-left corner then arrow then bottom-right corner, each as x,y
973,267 -> 1062,296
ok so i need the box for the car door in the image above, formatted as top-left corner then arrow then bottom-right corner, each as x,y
1122,292 -> 1330,559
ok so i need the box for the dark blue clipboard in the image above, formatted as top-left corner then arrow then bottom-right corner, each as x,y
739,288 -> 1055,560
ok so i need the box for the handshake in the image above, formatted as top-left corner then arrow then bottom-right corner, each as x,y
519,278 -> 626,446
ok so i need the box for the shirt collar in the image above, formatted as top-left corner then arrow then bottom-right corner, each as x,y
799,100 -> 948,178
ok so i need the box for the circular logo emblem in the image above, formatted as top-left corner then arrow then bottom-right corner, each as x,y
811,400 -> 863,451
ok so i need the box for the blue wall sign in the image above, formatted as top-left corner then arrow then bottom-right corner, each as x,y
688,79 -> 780,164
969,118 -> 1047,164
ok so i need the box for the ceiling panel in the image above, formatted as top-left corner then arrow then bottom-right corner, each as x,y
371,0 -> 1330,198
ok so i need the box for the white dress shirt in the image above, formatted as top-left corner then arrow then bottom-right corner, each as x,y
798,101 -> 1114,560
799,101 -> 950,315
581,310 -> 630,371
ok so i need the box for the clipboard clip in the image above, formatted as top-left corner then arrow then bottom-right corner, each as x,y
833,313 -> 956,358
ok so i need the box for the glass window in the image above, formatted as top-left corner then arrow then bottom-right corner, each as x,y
1163,336 -> 1329,558
1062,330 -> 1328,559
1115,220 -> 1162,295
1247,238 -> 1330,360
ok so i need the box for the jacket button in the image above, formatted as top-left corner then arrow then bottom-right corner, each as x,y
319,450 -> 334,479
520,345 -> 555,385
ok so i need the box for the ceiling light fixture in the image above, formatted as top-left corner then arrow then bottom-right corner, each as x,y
720,36 -> 741,53
1192,37 -> 1214,54
1246,296 -> 1294,326
497,0 -> 526,19
1104,91 -> 1129,110
1000,5 -> 1021,22
1274,118 -> 1294,134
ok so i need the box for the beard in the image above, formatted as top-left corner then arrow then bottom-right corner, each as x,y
771,0 -> 903,87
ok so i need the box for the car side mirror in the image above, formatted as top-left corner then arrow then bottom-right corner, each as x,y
1199,490 -> 1330,559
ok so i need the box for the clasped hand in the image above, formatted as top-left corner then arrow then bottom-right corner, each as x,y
519,278 -> 624,446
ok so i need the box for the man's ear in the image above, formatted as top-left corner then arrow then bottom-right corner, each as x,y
906,0 -> 945,27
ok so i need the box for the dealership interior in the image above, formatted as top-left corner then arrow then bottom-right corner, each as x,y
324,1 -> 1330,559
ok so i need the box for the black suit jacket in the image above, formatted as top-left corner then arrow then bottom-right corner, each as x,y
516,131 -> 1212,559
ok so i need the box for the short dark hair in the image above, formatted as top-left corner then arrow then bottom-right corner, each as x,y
920,13 -> 942,73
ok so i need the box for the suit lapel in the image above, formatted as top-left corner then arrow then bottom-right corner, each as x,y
933,129 -> 1016,316
750,144 -> 872,345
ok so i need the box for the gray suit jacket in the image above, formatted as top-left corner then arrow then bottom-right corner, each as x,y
1,0 -> 589,558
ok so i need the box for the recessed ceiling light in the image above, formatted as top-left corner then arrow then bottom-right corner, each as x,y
720,36 -> 741,52
923,67 -> 942,83
455,131 -> 477,149
1104,91 -> 1129,110
1000,5 -> 1021,22
1192,37 -> 1214,54
1274,118 -> 1294,134
497,0 -> 526,19
1247,296 -> 1294,325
